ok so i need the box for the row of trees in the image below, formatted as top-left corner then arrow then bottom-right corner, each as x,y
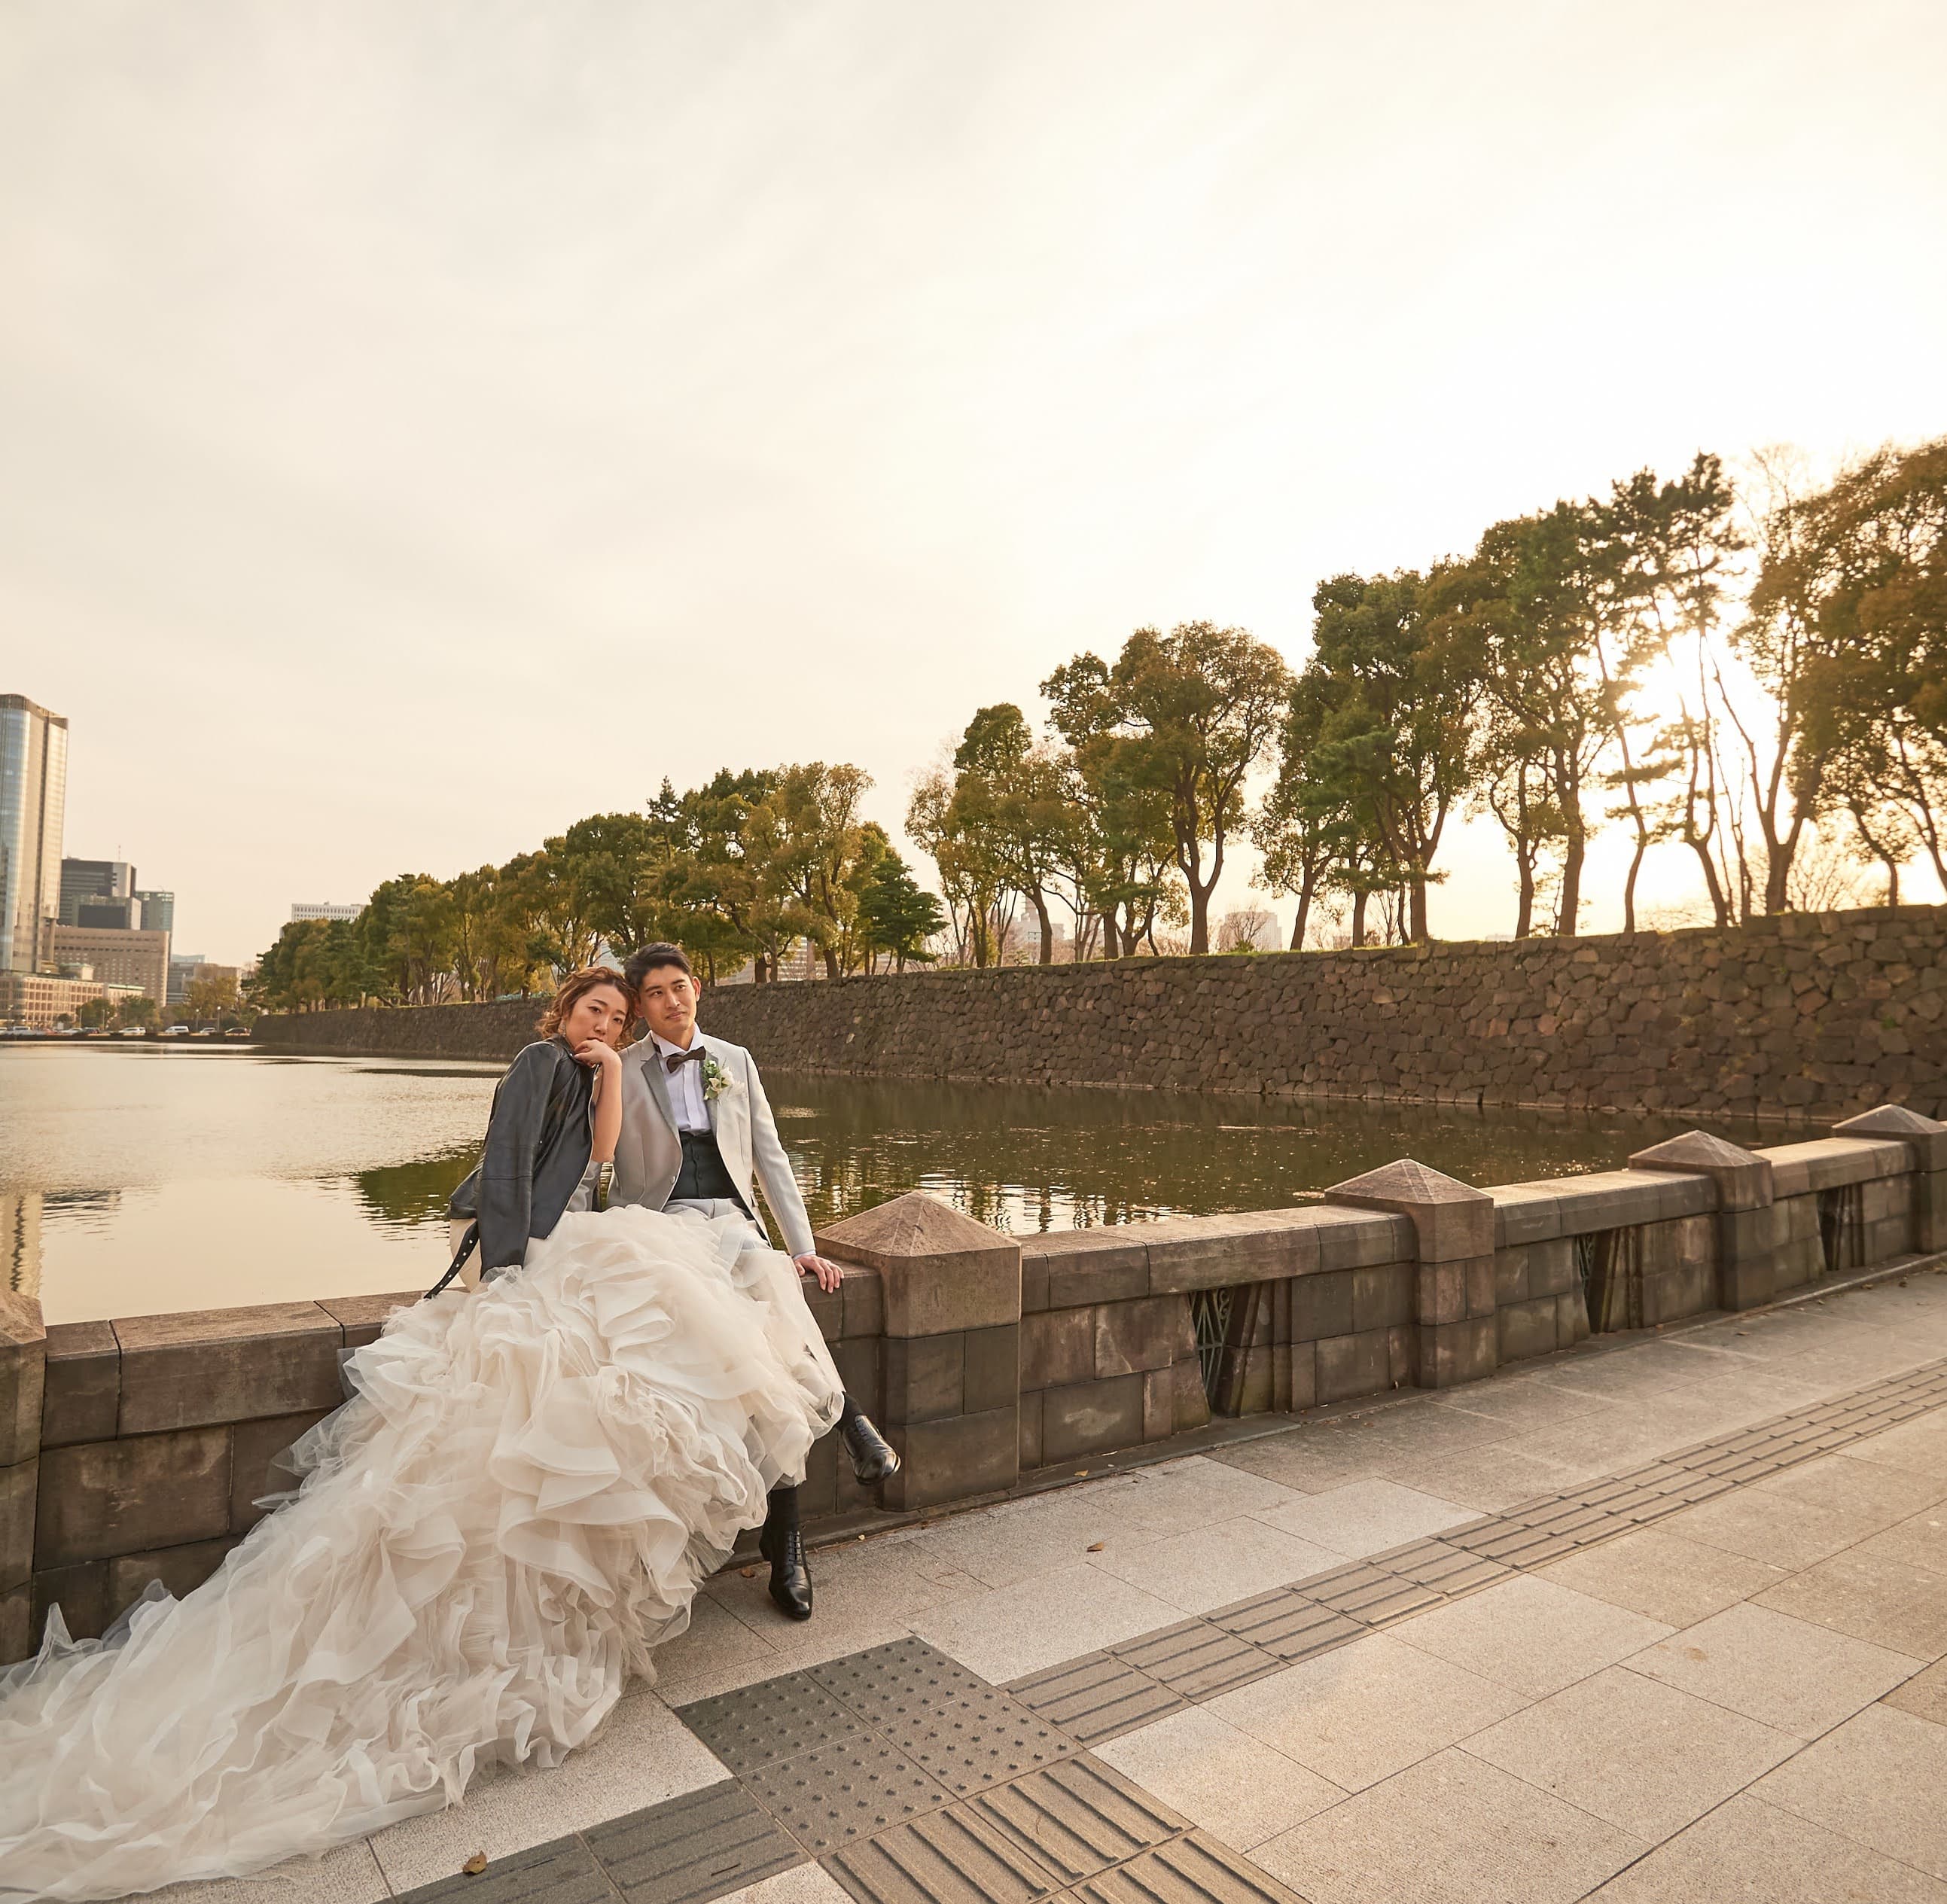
915,436 -> 1946,960
69,970 -> 246,1032
251,434 -> 1943,1004
249,763 -> 949,1010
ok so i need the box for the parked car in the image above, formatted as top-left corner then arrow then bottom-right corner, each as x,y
222,1025 -> 252,1039
114,1025 -> 148,1038
160,1025 -> 190,1039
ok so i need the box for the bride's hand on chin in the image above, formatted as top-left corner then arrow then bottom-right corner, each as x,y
574,1037 -> 623,1075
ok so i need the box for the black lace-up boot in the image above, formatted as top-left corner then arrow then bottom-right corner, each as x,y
757,1484 -> 812,1620
836,1395 -> 900,1486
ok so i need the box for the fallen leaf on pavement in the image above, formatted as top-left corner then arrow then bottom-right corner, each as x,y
462,1852 -> 487,1876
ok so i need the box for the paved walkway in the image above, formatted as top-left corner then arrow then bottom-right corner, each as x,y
162,1264 -> 1947,1904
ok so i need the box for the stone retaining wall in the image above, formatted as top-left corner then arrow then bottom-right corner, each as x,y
254,904 -> 1947,1122
10,1102 -> 1944,1662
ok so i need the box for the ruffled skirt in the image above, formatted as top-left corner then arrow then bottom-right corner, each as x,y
0,1204 -> 843,1901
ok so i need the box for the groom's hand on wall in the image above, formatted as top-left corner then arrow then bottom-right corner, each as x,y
794,1252 -> 844,1293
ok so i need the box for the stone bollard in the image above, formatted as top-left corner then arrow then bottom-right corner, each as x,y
0,1293 -> 46,1663
1630,1131 -> 1775,1311
1325,1159 -> 1498,1388
815,1192 -> 1022,1511
1833,1105 -> 1947,1255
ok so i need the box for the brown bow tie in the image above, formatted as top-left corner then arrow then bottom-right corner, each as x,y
665,1046 -> 707,1074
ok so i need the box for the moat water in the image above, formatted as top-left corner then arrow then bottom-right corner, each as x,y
1,1043 -> 1765,1324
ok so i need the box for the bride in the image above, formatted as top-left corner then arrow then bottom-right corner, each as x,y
0,967 -> 846,1902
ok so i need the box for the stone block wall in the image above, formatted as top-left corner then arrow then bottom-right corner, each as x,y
9,1105 -> 1947,1665
256,905 -> 1947,1122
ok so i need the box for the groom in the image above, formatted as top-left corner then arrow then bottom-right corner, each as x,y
612,942 -> 899,1622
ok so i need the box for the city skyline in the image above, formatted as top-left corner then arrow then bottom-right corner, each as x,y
6,5 -> 1947,963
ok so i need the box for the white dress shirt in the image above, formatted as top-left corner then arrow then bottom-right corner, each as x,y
650,1030 -> 711,1134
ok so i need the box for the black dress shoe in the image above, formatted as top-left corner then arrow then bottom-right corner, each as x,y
839,1411 -> 901,1485
758,1522 -> 814,1621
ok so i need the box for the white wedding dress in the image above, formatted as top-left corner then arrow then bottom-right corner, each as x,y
0,1204 -> 844,1902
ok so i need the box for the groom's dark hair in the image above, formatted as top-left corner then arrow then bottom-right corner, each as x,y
624,943 -> 693,992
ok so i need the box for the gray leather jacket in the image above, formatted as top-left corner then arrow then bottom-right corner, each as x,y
447,1037 -> 596,1273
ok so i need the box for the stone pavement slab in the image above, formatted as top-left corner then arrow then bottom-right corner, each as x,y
1248,1477 -> 1476,1558
1755,1449 -> 1947,1522
1754,1546 -> 1947,1659
1537,1525 -> 1792,1628
1253,1747 -> 1646,1904
1857,1506 -> 1947,1578
1626,1601 -> 1918,1738
1885,1656 -> 1947,1724
907,1564 -> 1183,1684
1089,1516 -> 1345,1616
1461,1664 -> 1797,1842
151,1843 -> 392,1904
1586,1793 -> 1947,1902
1660,1486 -> 1889,1570
1754,1702 -> 1947,1879
1092,1703 -> 1345,1854
1204,1631 -> 1528,1793
1390,1575 -> 1672,1699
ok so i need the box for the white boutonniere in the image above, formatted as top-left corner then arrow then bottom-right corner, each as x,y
700,1053 -> 733,1103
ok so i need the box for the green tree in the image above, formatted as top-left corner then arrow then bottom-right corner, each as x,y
76,996 -> 115,1028
857,850 -> 946,970
1043,622 -> 1290,955
749,763 -> 876,979
1303,571 -> 1479,943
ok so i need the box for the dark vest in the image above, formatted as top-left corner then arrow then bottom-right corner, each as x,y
672,1126 -> 749,1214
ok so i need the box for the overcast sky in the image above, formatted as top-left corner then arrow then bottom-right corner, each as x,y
4,1 -> 1945,963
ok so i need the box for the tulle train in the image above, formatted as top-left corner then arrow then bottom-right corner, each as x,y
0,1205 -> 843,1901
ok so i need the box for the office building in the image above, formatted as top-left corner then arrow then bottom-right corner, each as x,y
0,695 -> 68,974
137,889 -> 175,934
47,924 -> 169,1002
59,857 -> 135,925
78,897 -> 138,930
167,952 -> 206,1007
0,971 -> 144,1033
291,901 -> 363,923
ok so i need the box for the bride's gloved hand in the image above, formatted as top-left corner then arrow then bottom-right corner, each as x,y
794,1253 -> 844,1293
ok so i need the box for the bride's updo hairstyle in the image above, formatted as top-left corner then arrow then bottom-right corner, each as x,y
535,966 -> 634,1042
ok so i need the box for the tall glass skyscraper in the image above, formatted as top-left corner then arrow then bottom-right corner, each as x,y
0,695 -> 68,975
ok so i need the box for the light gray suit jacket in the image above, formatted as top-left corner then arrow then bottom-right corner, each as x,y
611,1030 -> 818,1259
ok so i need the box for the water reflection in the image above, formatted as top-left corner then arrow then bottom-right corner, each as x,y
349,1147 -> 483,1230
3,1043 -> 1769,1324
762,1075 -> 1763,1235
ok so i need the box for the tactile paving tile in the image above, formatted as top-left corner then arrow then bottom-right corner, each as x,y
742,1735 -> 952,1856
823,1800 -> 1066,1904
1368,1537 -> 1512,1595
391,1834 -> 617,1904
675,1669 -> 867,1773
966,1753 -> 1190,1887
1208,1589 -> 1363,1662
885,1686 -> 1080,1793
1062,1829 -> 1308,1904
587,1781 -> 803,1904
1007,1653 -> 1187,1744
1113,1620 -> 1280,1700
813,1637 -> 992,1726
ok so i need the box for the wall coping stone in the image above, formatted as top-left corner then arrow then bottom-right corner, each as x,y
1629,1130 -> 1773,1210
817,1190 -> 1021,1337
1325,1159 -> 1495,1262
0,1293 -> 44,1472
1760,1137 -> 1911,1199
1834,1104 -> 1947,1173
